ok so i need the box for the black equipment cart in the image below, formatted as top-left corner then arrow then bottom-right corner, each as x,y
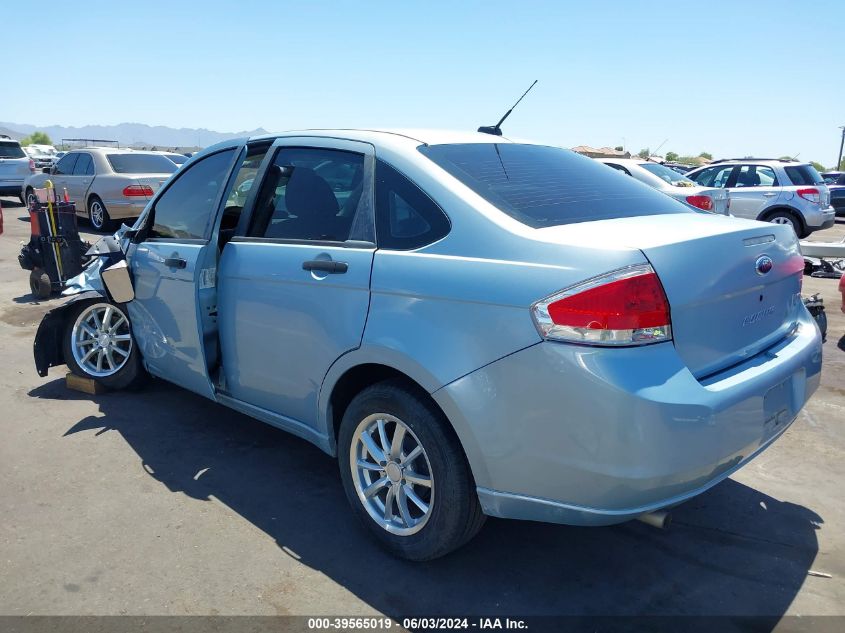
18,189 -> 89,299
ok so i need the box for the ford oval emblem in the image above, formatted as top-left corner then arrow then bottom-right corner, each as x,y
756,255 -> 774,275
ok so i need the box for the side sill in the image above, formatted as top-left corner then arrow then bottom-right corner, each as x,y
215,393 -> 332,454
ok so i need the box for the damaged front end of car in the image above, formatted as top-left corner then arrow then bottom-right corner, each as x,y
33,228 -> 135,377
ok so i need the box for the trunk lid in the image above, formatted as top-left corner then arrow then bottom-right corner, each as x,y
132,174 -> 172,198
0,157 -> 30,179
536,214 -> 804,378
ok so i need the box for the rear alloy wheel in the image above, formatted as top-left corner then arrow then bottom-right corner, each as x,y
88,196 -> 114,232
338,380 -> 485,560
767,211 -> 803,237
63,301 -> 146,390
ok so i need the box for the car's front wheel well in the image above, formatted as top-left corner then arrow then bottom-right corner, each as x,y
328,364 -> 445,453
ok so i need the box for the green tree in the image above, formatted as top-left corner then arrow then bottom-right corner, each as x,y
637,148 -> 650,159
839,158 -> 845,171
810,161 -> 826,173
698,151 -> 712,160
614,146 -> 624,151
21,131 -> 52,146
665,151 -> 679,162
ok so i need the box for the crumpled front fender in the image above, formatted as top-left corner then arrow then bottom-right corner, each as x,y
34,290 -> 105,377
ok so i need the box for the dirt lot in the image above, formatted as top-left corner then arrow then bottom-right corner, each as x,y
0,195 -> 843,619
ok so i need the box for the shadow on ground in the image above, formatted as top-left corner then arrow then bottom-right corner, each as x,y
29,378 -> 822,619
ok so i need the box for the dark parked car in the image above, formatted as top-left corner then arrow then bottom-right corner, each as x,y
822,172 -> 845,216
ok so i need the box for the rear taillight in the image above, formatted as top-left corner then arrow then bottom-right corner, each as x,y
122,184 -> 153,197
797,188 -> 820,204
685,195 -> 714,211
28,159 -> 35,173
531,264 -> 672,346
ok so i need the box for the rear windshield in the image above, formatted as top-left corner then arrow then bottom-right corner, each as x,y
785,165 -> 824,186
419,143 -> 689,228
640,163 -> 697,187
165,154 -> 188,165
107,153 -> 178,174
0,142 -> 26,159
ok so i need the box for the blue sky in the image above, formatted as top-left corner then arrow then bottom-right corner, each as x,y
6,0 -> 843,165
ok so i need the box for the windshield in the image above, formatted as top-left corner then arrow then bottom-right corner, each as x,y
107,153 -> 178,174
419,143 -> 689,228
0,142 -> 26,159
640,163 -> 697,187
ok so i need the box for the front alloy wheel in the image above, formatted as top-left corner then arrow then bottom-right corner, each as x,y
62,300 -> 146,390
350,413 -> 434,535
70,302 -> 132,377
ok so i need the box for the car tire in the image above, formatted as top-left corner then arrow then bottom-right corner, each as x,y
88,196 -> 115,232
62,300 -> 147,390
338,379 -> 485,561
25,187 -> 36,209
766,210 -> 805,237
29,268 -> 51,299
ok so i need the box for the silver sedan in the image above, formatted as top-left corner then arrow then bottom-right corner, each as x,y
24,148 -> 178,231
597,158 -> 730,215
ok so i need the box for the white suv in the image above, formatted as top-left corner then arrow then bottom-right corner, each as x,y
0,136 -> 33,203
686,159 -> 834,237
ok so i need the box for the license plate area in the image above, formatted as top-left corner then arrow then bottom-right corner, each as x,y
763,376 -> 797,438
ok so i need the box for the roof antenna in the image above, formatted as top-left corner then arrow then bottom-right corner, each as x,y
478,80 -> 538,136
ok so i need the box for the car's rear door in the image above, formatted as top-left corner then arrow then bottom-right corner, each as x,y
727,164 -> 782,220
126,146 -> 240,398
216,137 -> 375,429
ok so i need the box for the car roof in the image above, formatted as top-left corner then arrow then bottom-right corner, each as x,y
596,158 -> 654,166
249,128 -> 524,147
708,158 -> 806,166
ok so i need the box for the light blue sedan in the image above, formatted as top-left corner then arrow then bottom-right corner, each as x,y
34,130 -> 821,560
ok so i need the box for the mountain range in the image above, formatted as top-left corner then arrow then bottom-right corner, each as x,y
0,122 -> 270,149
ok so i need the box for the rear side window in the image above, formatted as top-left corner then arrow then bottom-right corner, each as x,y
72,153 -> 94,176
419,143 -> 688,229
375,160 -> 450,249
107,153 -> 178,174
784,165 -> 824,186
734,165 -> 778,187
0,142 -> 26,158
150,149 -> 236,239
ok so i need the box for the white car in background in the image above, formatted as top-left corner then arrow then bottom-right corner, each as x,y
597,158 -> 729,215
0,136 -> 33,203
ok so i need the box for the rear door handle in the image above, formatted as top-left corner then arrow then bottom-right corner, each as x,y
164,257 -> 187,269
763,192 -> 778,197
302,260 -> 348,274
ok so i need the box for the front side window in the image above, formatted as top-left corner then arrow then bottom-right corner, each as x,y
72,153 -> 94,176
375,160 -> 450,249
150,149 -> 236,239
419,143 -> 687,229
53,153 -> 79,175
249,147 -> 365,242
692,165 -> 735,188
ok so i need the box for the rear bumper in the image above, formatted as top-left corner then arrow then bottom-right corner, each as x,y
101,199 -> 148,220
805,206 -> 835,230
433,311 -> 822,526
